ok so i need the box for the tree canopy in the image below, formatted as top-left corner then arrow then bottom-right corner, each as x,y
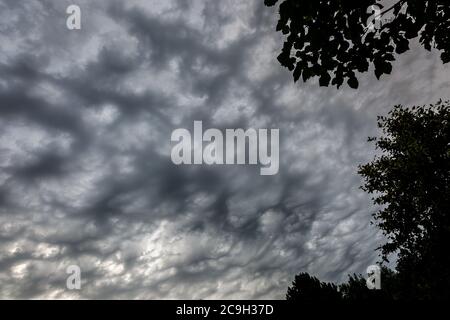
287,101 -> 450,300
286,273 -> 341,301
359,100 -> 450,299
265,0 -> 450,88
286,266 -> 399,301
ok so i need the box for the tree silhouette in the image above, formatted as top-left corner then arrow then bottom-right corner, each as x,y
286,272 -> 342,301
286,267 -> 400,301
359,101 -> 450,299
264,0 -> 450,88
339,266 -> 399,300
286,101 -> 450,300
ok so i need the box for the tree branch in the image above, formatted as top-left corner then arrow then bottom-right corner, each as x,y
377,0 -> 408,19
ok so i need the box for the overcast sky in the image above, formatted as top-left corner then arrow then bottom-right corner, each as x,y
0,0 -> 449,299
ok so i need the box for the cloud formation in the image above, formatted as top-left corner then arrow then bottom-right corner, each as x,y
0,0 -> 448,299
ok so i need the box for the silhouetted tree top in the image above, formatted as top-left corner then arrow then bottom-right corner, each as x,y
286,272 -> 342,301
359,101 -> 450,299
339,267 -> 399,300
265,0 -> 450,88
287,102 -> 450,300
359,101 -> 450,260
287,267 -> 400,301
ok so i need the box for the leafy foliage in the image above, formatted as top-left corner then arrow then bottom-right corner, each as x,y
359,101 -> 450,299
265,0 -> 450,88
339,266 -> 399,300
287,101 -> 450,300
287,267 -> 399,301
286,272 -> 342,301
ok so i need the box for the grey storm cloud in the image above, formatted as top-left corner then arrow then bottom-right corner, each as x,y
0,0 -> 449,299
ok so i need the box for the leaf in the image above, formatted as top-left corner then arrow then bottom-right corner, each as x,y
264,0 -> 279,7
395,39 -> 410,54
374,59 -> 383,79
319,72 -> 331,87
347,75 -> 359,89
374,59 -> 392,79
293,64 -> 302,82
384,53 -> 395,62
384,62 -> 393,75
441,52 -> 450,64
331,74 -> 344,88
302,68 -> 312,82
356,58 -> 369,73
277,50 -> 295,70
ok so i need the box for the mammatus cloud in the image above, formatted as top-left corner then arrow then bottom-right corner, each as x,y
0,0 -> 448,299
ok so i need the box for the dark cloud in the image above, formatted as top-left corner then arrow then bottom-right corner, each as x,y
0,0 -> 448,299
